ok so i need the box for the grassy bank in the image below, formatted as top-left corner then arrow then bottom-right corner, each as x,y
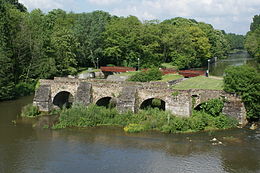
157,74 -> 183,82
48,103 -> 237,133
21,98 -> 237,133
172,76 -> 223,90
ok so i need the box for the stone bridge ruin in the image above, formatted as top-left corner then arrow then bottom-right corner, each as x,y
33,77 -> 247,125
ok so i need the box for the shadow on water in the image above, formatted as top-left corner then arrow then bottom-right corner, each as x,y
0,96 -> 260,172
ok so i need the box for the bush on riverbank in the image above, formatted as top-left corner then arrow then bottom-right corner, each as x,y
52,103 -> 238,133
21,104 -> 40,118
128,68 -> 163,82
224,65 -> 260,120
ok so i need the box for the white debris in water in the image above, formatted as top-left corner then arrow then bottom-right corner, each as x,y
210,138 -> 217,142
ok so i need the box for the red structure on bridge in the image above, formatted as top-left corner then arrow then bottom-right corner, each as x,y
100,66 -> 136,73
100,66 -> 205,78
179,70 -> 205,78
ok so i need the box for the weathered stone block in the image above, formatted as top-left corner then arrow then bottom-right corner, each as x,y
33,85 -> 51,112
75,82 -> 92,105
117,86 -> 137,113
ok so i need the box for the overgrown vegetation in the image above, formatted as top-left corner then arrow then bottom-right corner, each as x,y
245,14 -> 260,65
224,65 -> 260,120
0,0 -> 237,101
21,104 -> 40,118
52,99 -> 237,133
128,68 -> 163,82
199,98 -> 224,117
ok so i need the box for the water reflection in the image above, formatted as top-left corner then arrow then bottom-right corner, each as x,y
0,93 -> 260,173
210,51 -> 256,76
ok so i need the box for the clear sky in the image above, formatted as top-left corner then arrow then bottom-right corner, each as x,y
19,0 -> 260,35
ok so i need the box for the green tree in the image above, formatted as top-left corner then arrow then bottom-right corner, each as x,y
198,22 -> 230,59
168,26 -> 211,69
225,33 -> 245,50
250,15 -> 260,32
74,11 -> 111,68
139,21 -> 162,67
103,16 -> 142,66
0,47 -> 15,100
245,14 -> 260,63
224,65 -> 260,120
24,9 -> 57,79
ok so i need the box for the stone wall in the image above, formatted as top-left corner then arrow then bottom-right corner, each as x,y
33,78 -> 247,125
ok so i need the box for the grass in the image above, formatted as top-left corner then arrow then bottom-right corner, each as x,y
78,68 -> 101,74
158,74 -> 183,82
115,71 -> 139,76
172,76 -> 223,90
52,103 -> 238,133
161,63 -> 178,69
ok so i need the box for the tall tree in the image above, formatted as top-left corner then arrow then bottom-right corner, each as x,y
250,15 -> 260,32
103,16 -> 142,66
245,14 -> 260,64
74,11 -> 111,68
225,33 -> 245,50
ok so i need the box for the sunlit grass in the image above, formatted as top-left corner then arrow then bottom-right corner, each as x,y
115,71 -> 139,76
158,74 -> 183,82
78,68 -> 100,74
172,76 -> 223,90
161,63 -> 178,69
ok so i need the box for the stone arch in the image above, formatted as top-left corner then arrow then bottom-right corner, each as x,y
95,96 -> 116,108
53,91 -> 74,109
140,98 -> 166,110
191,94 -> 200,108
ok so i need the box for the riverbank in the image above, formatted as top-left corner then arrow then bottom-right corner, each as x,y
2,95 -> 260,173
21,101 -> 238,134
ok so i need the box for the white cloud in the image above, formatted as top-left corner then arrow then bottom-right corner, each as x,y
19,0 -> 260,34
88,0 -> 121,6
20,0 -> 63,10
111,0 -> 260,34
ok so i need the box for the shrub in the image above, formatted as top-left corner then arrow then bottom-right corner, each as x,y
21,104 -> 40,118
52,103 -> 238,133
224,65 -> 260,120
161,125 -> 172,133
14,81 -> 36,97
199,98 -> 224,117
128,68 -> 163,82
124,124 -> 145,133
169,116 -> 190,132
152,98 -> 161,107
214,114 -> 238,129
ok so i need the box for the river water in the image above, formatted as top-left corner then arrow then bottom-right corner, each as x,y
209,51 -> 256,76
1,52 -> 260,173
0,96 -> 260,173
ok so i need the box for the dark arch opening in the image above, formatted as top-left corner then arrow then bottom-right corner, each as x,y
53,91 -> 74,109
96,97 -> 116,108
140,98 -> 165,110
194,104 -> 202,111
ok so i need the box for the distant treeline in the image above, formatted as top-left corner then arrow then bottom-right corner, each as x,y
245,14 -> 260,63
0,0 -> 246,100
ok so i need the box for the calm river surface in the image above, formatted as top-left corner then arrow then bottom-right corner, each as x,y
209,51 -> 256,76
0,96 -> 260,173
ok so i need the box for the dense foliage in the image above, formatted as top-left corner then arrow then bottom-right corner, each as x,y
51,102 -> 237,133
199,98 -> 224,117
224,65 -> 260,120
225,33 -> 245,50
21,104 -> 40,118
0,0 -> 240,100
245,15 -> 260,63
128,68 -> 163,82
